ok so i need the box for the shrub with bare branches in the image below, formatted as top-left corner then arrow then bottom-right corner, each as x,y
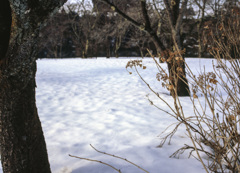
126,7 -> 240,173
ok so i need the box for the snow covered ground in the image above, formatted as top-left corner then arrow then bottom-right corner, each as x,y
34,58 -> 213,173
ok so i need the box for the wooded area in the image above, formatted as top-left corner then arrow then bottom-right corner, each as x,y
38,0 -> 238,59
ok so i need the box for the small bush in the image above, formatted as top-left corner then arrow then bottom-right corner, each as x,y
126,8 -> 240,173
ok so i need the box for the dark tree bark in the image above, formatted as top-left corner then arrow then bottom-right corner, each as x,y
0,0 -> 66,172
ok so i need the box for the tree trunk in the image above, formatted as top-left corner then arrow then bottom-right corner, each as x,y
0,0 -> 66,172
167,54 -> 189,97
0,61 -> 51,173
163,0 -> 189,96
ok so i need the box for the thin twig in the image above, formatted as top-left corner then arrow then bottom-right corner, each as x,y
90,144 -> 150,173
69,154 -> 122,173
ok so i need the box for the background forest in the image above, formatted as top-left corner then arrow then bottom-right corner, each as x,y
38,0 -> 238,59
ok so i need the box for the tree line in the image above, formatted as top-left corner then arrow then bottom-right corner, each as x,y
37,0 -> 238,59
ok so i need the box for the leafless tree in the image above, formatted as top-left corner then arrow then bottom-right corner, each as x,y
66,0 -> 100,58
96,0 -> 190,96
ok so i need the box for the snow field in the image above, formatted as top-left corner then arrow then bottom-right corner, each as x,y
35,58 -> 212,173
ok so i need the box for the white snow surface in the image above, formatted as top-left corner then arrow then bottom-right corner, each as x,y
33,58 -> 213,173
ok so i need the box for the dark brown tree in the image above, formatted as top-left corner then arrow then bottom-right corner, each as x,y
0,0 -> 66,172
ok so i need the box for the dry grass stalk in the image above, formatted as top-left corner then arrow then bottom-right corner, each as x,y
69,154 -> 122,173
126,8 -> 240,173
69,144 -> 149,173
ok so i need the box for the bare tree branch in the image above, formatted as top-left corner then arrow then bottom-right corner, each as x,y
69,154 -> 122,173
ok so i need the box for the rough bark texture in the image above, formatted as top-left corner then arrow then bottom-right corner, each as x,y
0,0 -> 11,60
0,0 -> 66,172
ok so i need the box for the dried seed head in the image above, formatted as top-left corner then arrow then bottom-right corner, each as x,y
167,57 -> 172,63
209,79 -> 218,84
175,56 -> 183,61
161,57 -> 166,62
193,94 -> 198,99
177,67 -> 183,73
206,85 -> 213,90
168,84 -> 174,90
